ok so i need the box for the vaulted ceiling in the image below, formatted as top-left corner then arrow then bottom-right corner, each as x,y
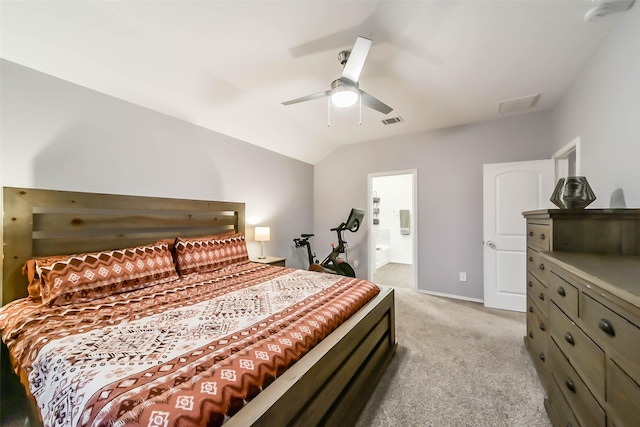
0,1 -> 628,164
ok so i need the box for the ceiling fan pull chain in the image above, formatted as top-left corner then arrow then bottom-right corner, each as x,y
327,97 -> 331,127
359,96 -> 362,125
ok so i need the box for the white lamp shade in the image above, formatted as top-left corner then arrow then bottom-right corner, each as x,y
255,226 -> 271,242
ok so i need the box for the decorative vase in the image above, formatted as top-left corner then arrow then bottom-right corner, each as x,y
550,176 -> 596,209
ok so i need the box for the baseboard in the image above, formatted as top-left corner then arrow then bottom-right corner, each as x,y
416,289 -> 483,304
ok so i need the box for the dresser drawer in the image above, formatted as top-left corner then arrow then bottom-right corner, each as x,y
607,359 -> 640,427
581,294 -> 640,379
527,223 -> 551,251
527,272 -> 548,318
548,374 -> 580,427
548,270 -> 579,319
549,340 -> 605,427
527,298 -> 548,363
549,302 -> 605,403
527,248 -> 548,283
526,311 -> 548,391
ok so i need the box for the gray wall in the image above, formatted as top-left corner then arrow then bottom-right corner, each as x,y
314,5 -> 640,301
314,111 -> 554,300
0,60 -> 314,268
551,5 -> 640,208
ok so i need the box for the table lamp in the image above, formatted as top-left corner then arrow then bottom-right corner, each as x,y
254,226 -> 271,259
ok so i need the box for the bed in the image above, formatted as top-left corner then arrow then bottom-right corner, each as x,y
0,187 -> 396,426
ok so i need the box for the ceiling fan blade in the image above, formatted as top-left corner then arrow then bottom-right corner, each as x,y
282,90 -> 331,106
359,90 -> 393,114
341,36 -> 372,83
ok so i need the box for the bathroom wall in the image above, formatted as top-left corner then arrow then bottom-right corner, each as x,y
372,174 -> 413,264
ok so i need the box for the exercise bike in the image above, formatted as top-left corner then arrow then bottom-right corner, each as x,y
294,208 -> 365,277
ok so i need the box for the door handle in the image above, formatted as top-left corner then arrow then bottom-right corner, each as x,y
485,241 -> 496,248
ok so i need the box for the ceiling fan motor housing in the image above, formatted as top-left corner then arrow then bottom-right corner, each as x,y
331,78 -> 358,90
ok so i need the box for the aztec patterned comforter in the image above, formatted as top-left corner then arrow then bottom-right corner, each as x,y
0,261 -> 379,426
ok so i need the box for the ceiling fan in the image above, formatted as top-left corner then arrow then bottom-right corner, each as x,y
282,37 -> 393,115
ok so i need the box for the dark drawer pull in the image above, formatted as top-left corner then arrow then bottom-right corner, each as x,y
539,323 -> 545,331
529,256 -> 533,262
529,306 -> 533,313
539,263 -> 545,270
557,286 -> 566,297
540,234 -> 545,240
539,293 -> 545,301
528,281 -> 533,288
565,377 -> 575,393
539,352 -> 545,362
598,319 -> 615,336
528,331 -> 533,338
529,231 -> 534,236
564,332 -> 575,346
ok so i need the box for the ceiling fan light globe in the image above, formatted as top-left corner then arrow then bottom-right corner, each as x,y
331,89 -> 359,108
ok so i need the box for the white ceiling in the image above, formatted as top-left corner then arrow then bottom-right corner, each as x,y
0,1 -> 626,164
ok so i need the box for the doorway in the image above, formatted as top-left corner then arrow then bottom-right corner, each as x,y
368,170 -> 417,289
552,137 -> 580,179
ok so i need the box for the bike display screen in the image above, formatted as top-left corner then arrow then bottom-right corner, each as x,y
345,208 -> 365,231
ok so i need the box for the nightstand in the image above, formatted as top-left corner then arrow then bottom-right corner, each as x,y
251,256 -> 286,267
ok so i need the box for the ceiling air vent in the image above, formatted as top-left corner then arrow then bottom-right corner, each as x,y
382,116 -> 404,125
498,94 -> 540,113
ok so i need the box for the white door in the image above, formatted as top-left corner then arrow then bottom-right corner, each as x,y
483,160 -> 554,312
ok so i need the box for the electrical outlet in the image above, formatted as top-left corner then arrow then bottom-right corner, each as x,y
353,260 -> 359,268
459,272 -> 467,282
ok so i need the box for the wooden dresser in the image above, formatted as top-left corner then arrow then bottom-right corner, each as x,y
523,209 -> 640,427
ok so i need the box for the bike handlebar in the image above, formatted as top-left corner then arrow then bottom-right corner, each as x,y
330,219 -> 360,233
330,223 -> 345,232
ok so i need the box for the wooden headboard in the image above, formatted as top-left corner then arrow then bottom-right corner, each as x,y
1,187 -> 245,305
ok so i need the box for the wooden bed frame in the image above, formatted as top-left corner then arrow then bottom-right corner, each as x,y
1,187 -> 396,426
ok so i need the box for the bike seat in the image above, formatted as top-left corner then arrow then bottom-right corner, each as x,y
301,233 -> 314,238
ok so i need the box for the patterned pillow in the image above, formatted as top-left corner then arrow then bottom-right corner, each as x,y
36,242 -> 179,307
174,232 -> 249,276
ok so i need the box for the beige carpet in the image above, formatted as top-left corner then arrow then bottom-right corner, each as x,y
356,288 -> 551,427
